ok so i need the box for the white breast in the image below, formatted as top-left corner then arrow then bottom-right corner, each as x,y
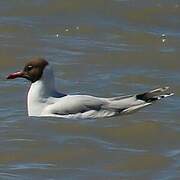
27,65 -> 62,116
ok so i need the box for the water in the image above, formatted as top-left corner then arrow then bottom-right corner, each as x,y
0,0 -> 180,179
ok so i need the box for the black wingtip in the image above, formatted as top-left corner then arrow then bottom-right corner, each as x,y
136,93 -> 158,102
136,88 -> 174,103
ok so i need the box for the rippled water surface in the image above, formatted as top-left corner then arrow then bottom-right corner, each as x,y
0,0 -> 180,179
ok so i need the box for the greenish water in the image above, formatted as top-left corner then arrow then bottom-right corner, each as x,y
0,0 -> 180,179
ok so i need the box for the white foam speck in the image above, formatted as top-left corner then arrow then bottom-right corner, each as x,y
162,38 -> 166,43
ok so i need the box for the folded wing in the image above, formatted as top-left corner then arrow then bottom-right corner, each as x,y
43,87 -> 173,118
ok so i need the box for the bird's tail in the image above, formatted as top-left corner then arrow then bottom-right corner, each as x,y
121,87 -> 174,114
136,86 -> 174,103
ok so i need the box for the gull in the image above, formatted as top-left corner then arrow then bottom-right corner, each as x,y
7,58 -> 174,119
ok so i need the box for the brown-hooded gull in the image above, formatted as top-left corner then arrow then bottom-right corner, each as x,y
7,58 -> 174,119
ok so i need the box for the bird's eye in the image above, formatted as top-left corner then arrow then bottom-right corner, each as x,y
25,65 -> 33,71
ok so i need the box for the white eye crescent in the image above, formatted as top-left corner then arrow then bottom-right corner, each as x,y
26,65 -> 33,71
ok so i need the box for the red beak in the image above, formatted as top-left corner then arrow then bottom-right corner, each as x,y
6,71 -> 24,79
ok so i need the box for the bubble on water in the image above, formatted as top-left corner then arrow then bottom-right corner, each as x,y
162,38 -> 166,43
56,34 -> 60,38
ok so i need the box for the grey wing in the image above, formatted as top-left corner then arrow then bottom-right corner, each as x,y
44,95 -> 108,115
44,87 -> 173,116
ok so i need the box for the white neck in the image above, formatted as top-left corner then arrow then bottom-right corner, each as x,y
27,65 -> 63,116
30,65 -> 56,97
